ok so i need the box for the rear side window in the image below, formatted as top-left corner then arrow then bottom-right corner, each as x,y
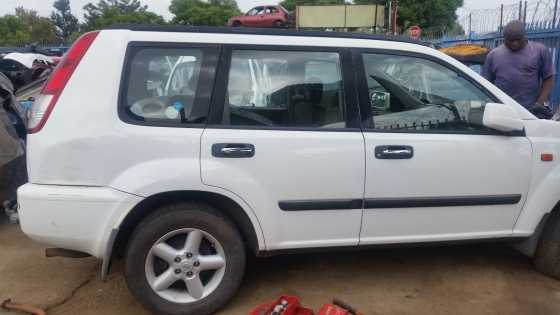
121,45 -> 218,125
223,50 -> 346,128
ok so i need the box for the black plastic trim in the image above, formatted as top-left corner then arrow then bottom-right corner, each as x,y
105,24 -> 431,46
364,194 -> 522,209
279,199 -> 363,211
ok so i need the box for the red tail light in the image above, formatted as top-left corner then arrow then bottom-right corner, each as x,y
27,31 -> 99,134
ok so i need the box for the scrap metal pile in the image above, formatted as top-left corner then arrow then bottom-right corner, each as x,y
439,44 -> 490,65
0,49 -> 58,220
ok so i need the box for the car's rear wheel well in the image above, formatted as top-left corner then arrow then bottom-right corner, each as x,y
113,191 -> 259,260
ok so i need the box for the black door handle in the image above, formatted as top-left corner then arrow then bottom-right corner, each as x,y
375,145 -> 413,159
212,143 -> 255,158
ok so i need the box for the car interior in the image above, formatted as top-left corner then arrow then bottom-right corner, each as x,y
225,51 -> 345,128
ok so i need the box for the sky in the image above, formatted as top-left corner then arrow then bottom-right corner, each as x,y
0,0 -> 524,21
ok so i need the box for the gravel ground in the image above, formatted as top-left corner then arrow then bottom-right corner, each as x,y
2,217 -> 560,315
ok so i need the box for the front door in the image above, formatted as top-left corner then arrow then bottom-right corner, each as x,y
201,46 -> 364,250
355,50 -> 532,244
243,7 -> 264,27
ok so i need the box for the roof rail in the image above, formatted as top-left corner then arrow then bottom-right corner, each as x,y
104,24 -> 431,47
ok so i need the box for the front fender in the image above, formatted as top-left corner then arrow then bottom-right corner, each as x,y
515,120 -> 560,235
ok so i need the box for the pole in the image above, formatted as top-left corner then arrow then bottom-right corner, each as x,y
554,0 -> 558,27
469,13 -> 472,40
519,1 -> 522,20
374,4 -> 378,33
523,1 -> 527,24
500,4 -> 504,31
387,1 -> 391,34
391,0 -> 398,35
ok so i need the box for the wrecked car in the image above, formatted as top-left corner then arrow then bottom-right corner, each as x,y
0,72 -> 27,219
0,53 -> 55,91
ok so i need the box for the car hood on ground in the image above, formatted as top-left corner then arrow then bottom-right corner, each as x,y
3,53 -> 53,69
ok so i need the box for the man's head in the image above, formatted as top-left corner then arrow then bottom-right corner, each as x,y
503,20 -> 527,51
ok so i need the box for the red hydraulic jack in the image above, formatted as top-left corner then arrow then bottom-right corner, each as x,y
249,296 -> 364,315
250,296 -> 313,315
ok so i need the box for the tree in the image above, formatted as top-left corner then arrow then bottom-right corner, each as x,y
82,0 -> 165,31
50,0 -> 79,44
395,0 -> 463,30
280,0 -> 345,12
15,7 -> 58,44
170,0 -> 242,26
0,15 -> 31,46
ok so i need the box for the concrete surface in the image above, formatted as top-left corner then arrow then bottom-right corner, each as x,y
2,217 -> 560,315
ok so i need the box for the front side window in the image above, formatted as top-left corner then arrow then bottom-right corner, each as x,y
362,53 -> 493,132
248,7 -> 264,15
224,50 -> 345,128
123,47 -> 216,125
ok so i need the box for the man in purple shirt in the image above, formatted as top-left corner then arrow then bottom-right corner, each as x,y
482,21 -> 555,118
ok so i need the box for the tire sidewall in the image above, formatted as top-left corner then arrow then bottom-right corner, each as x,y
125,206 -> 246,315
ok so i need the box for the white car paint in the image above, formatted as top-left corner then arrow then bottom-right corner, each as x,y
16,28 -> 560,267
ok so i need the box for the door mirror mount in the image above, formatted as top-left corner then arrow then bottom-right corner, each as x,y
483,103 -> 524,133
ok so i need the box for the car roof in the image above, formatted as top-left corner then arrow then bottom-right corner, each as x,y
105,24 -> 431,47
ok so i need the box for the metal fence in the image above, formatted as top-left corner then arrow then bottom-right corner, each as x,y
0,45 -> 69,57
427,1 -> 560,110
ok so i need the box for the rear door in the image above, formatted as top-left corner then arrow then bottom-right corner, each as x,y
201,45 -> 364,250
354,50 -> 532,244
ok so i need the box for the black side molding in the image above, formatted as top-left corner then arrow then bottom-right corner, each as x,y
279,199 -> 363,211
364,194 -> 522,209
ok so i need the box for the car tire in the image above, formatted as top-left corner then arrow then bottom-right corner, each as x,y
232,21 -> 242,27
534,210 -> 560,279
273,20 -> 284,28
124,202 -> 246,315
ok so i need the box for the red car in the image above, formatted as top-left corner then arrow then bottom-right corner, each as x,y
227,5 -> 290,28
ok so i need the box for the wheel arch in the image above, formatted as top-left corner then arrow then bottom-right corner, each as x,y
112,190 -> 263,261
513,200 -> 560,257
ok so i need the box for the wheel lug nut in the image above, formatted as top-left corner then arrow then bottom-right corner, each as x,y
174,269 -> 182,274
194,261 -> 200,267
186,271 -> 193,277
174,257 -> 182,263
186,253 -> 193,258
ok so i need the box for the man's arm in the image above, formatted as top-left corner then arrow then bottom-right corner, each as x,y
482,52 -> 495,83
537,76 -> 554,104
537,45 -> 556,104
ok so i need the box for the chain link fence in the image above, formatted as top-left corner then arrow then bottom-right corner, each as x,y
423,0 -> 560,40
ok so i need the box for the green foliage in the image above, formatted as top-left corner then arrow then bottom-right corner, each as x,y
50,0 -> 80,44
83,0 -> 165,31
280,0 -> 345,12
170,0 -> 242,26
0,7 -> 58,46
396,0 -> 463,30
0,15 -> 31,46
15,8 -> 59,44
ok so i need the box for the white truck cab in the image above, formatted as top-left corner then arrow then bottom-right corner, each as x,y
17,25 -> 560,315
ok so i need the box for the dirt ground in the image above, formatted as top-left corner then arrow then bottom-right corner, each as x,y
2,217 -> 560,315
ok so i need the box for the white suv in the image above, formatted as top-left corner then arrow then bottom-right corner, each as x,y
18,25 -> 560,315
